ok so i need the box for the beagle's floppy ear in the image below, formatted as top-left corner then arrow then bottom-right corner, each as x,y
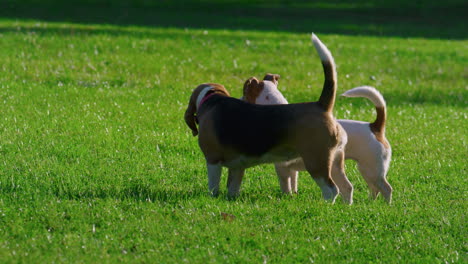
263,73 -> 280,85
184,90 -> 199,136
209,83 -> 231,97
184,83 -> 229,137
243,77 -> 263,104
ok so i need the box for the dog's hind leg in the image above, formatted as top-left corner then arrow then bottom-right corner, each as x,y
356,162 -> 380,199
375,173 -> 392,203
227,168 -> 245,198
357,162 -> 393,203
302,152 -> 338,203
274,163 -> 296,194
207,163 -> 222,197
331,150 -> 353,204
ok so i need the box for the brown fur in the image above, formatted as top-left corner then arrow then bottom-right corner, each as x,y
243,77 -> 264,104
184,83 -> 230,136
318,60 -> 336,112
263,73 -> 280,85
243,74 -> 280,104
370,106 -> 389,149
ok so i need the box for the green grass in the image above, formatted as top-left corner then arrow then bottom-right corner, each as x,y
0,1 -> 467,263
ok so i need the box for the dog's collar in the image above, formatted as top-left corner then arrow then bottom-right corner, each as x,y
198,92 -> 216,109
196,87 -> 216,110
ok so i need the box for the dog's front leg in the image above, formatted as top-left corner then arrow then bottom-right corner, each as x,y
290,170 -> 298,194
226,168 -> 245,198
207,162 -> 222,197
274,163 -> 296,194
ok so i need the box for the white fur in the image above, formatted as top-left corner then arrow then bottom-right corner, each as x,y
342,86 -> 386,108
227,168 -> 244,198
338,120 -> 392,200
207,163 -> 222,196
311,33 -> 337,85
248,82 -> 393,203
314,177 -> 339,201
312,33 -> 333,64
256,81 -> 288,105
196,86 -> 214,110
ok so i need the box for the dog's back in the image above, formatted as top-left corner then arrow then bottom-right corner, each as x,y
199,95 -> 336,161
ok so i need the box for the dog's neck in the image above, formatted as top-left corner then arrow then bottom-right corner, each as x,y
196,87 -> 215,110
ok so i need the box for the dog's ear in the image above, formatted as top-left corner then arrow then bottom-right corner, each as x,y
243,77 -> 263,103
184,91 -> 199,136
263,73 -> 280,85
210,83 -> 230,97
244,77 -> 259,89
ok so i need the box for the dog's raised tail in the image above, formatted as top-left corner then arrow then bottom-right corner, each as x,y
312,33 -> 337,112
342,86 -> 387,134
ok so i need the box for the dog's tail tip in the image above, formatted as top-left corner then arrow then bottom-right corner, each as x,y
311,33 -> 333,63
342,86 -> 388,133
311,32 -> 317,41
341,86 -> 386,108
311,33 -> 337,112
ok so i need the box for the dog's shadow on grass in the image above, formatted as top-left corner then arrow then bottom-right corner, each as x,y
51,181 -> 290,204
52,185 -> 208,204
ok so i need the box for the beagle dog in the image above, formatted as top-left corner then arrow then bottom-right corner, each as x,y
244,75 -> 393,203
184,34 -> 344,203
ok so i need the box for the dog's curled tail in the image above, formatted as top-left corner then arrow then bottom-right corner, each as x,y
312,33 -> 337,112
342,86 -> 387,134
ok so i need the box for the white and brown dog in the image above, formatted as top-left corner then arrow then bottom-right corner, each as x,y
244,75 -> 393,203
184,34 -> 344,203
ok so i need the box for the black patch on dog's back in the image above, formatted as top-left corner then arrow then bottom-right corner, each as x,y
204,96 -> 304,156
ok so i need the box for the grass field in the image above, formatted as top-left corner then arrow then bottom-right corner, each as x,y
0,1 -> 467,263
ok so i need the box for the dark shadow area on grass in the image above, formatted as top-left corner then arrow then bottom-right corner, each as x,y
51,185 -> 209,203
1,0 -> 466,39
0,23 -> 285,41
1,20 -> 465,108
49,182 -> 287,204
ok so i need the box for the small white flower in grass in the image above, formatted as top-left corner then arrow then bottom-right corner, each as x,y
203,30 -> 208,35
245,39 -> 251,46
